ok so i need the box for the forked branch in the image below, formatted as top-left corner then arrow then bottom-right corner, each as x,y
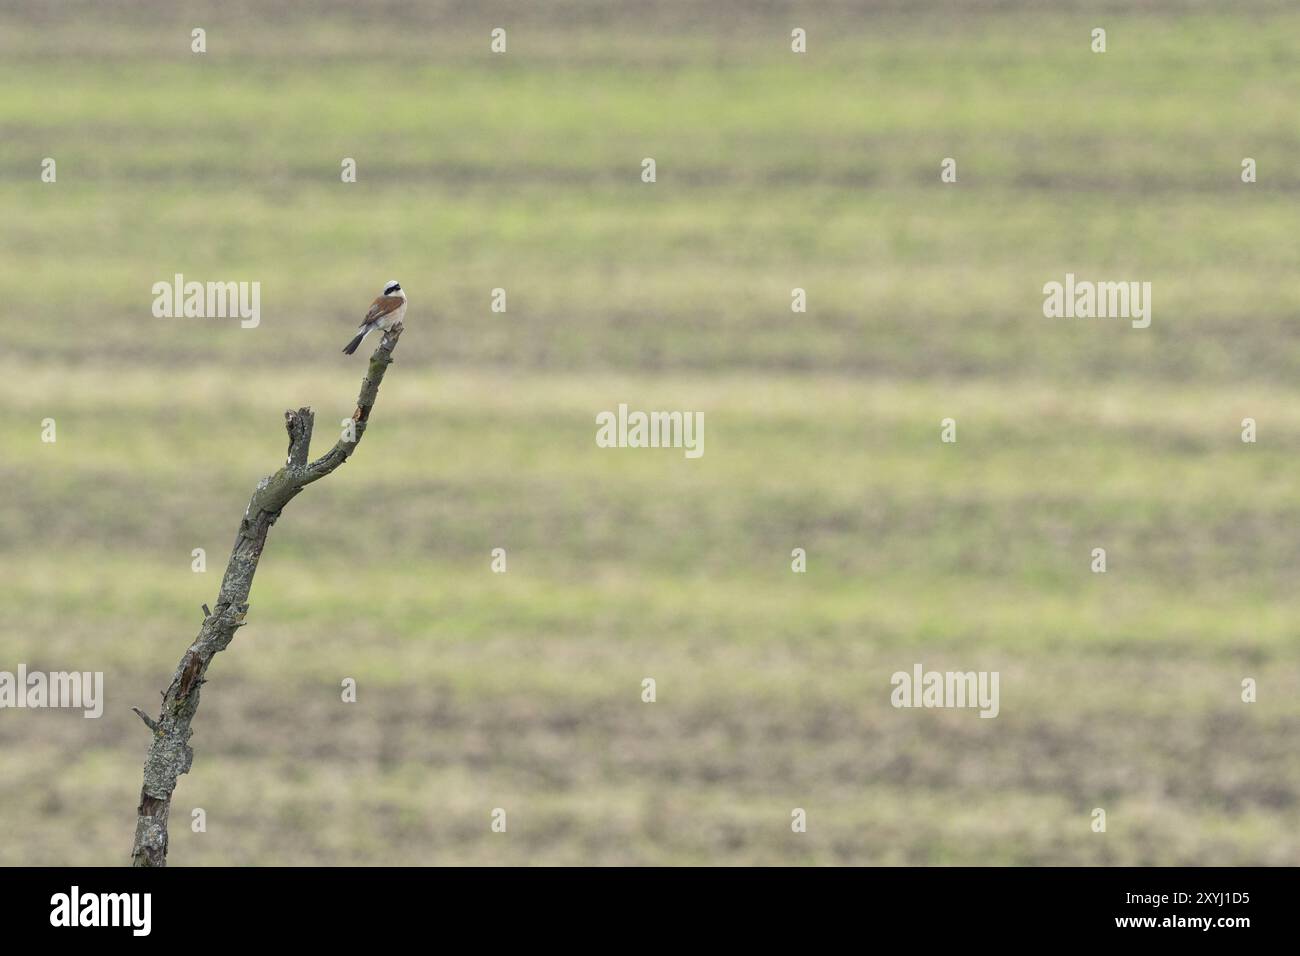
129,322 -> 404,867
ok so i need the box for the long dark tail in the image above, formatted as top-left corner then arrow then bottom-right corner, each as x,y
342,329 -> 366,355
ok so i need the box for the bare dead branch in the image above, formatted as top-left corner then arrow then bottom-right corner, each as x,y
131,707 -> 159,732
129,322 -> 404,867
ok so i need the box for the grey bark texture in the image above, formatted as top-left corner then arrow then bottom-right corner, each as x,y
129,323 -> 404,867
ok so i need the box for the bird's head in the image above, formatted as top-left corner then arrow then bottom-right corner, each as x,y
382,280 -> 404,298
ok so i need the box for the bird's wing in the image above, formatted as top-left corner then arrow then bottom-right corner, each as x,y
361,295 -> 403,327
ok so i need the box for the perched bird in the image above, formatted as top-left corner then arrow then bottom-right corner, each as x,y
343,280 -> 407,354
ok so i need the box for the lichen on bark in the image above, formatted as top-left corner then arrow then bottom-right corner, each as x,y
129,323 -> 404,867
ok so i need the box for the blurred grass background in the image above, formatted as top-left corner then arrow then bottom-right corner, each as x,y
1,0 -> 1298,864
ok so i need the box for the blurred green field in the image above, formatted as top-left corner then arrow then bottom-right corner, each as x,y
1,0 -> 1298,865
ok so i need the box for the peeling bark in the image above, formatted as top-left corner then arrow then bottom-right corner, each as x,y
129,323 -> 404,867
